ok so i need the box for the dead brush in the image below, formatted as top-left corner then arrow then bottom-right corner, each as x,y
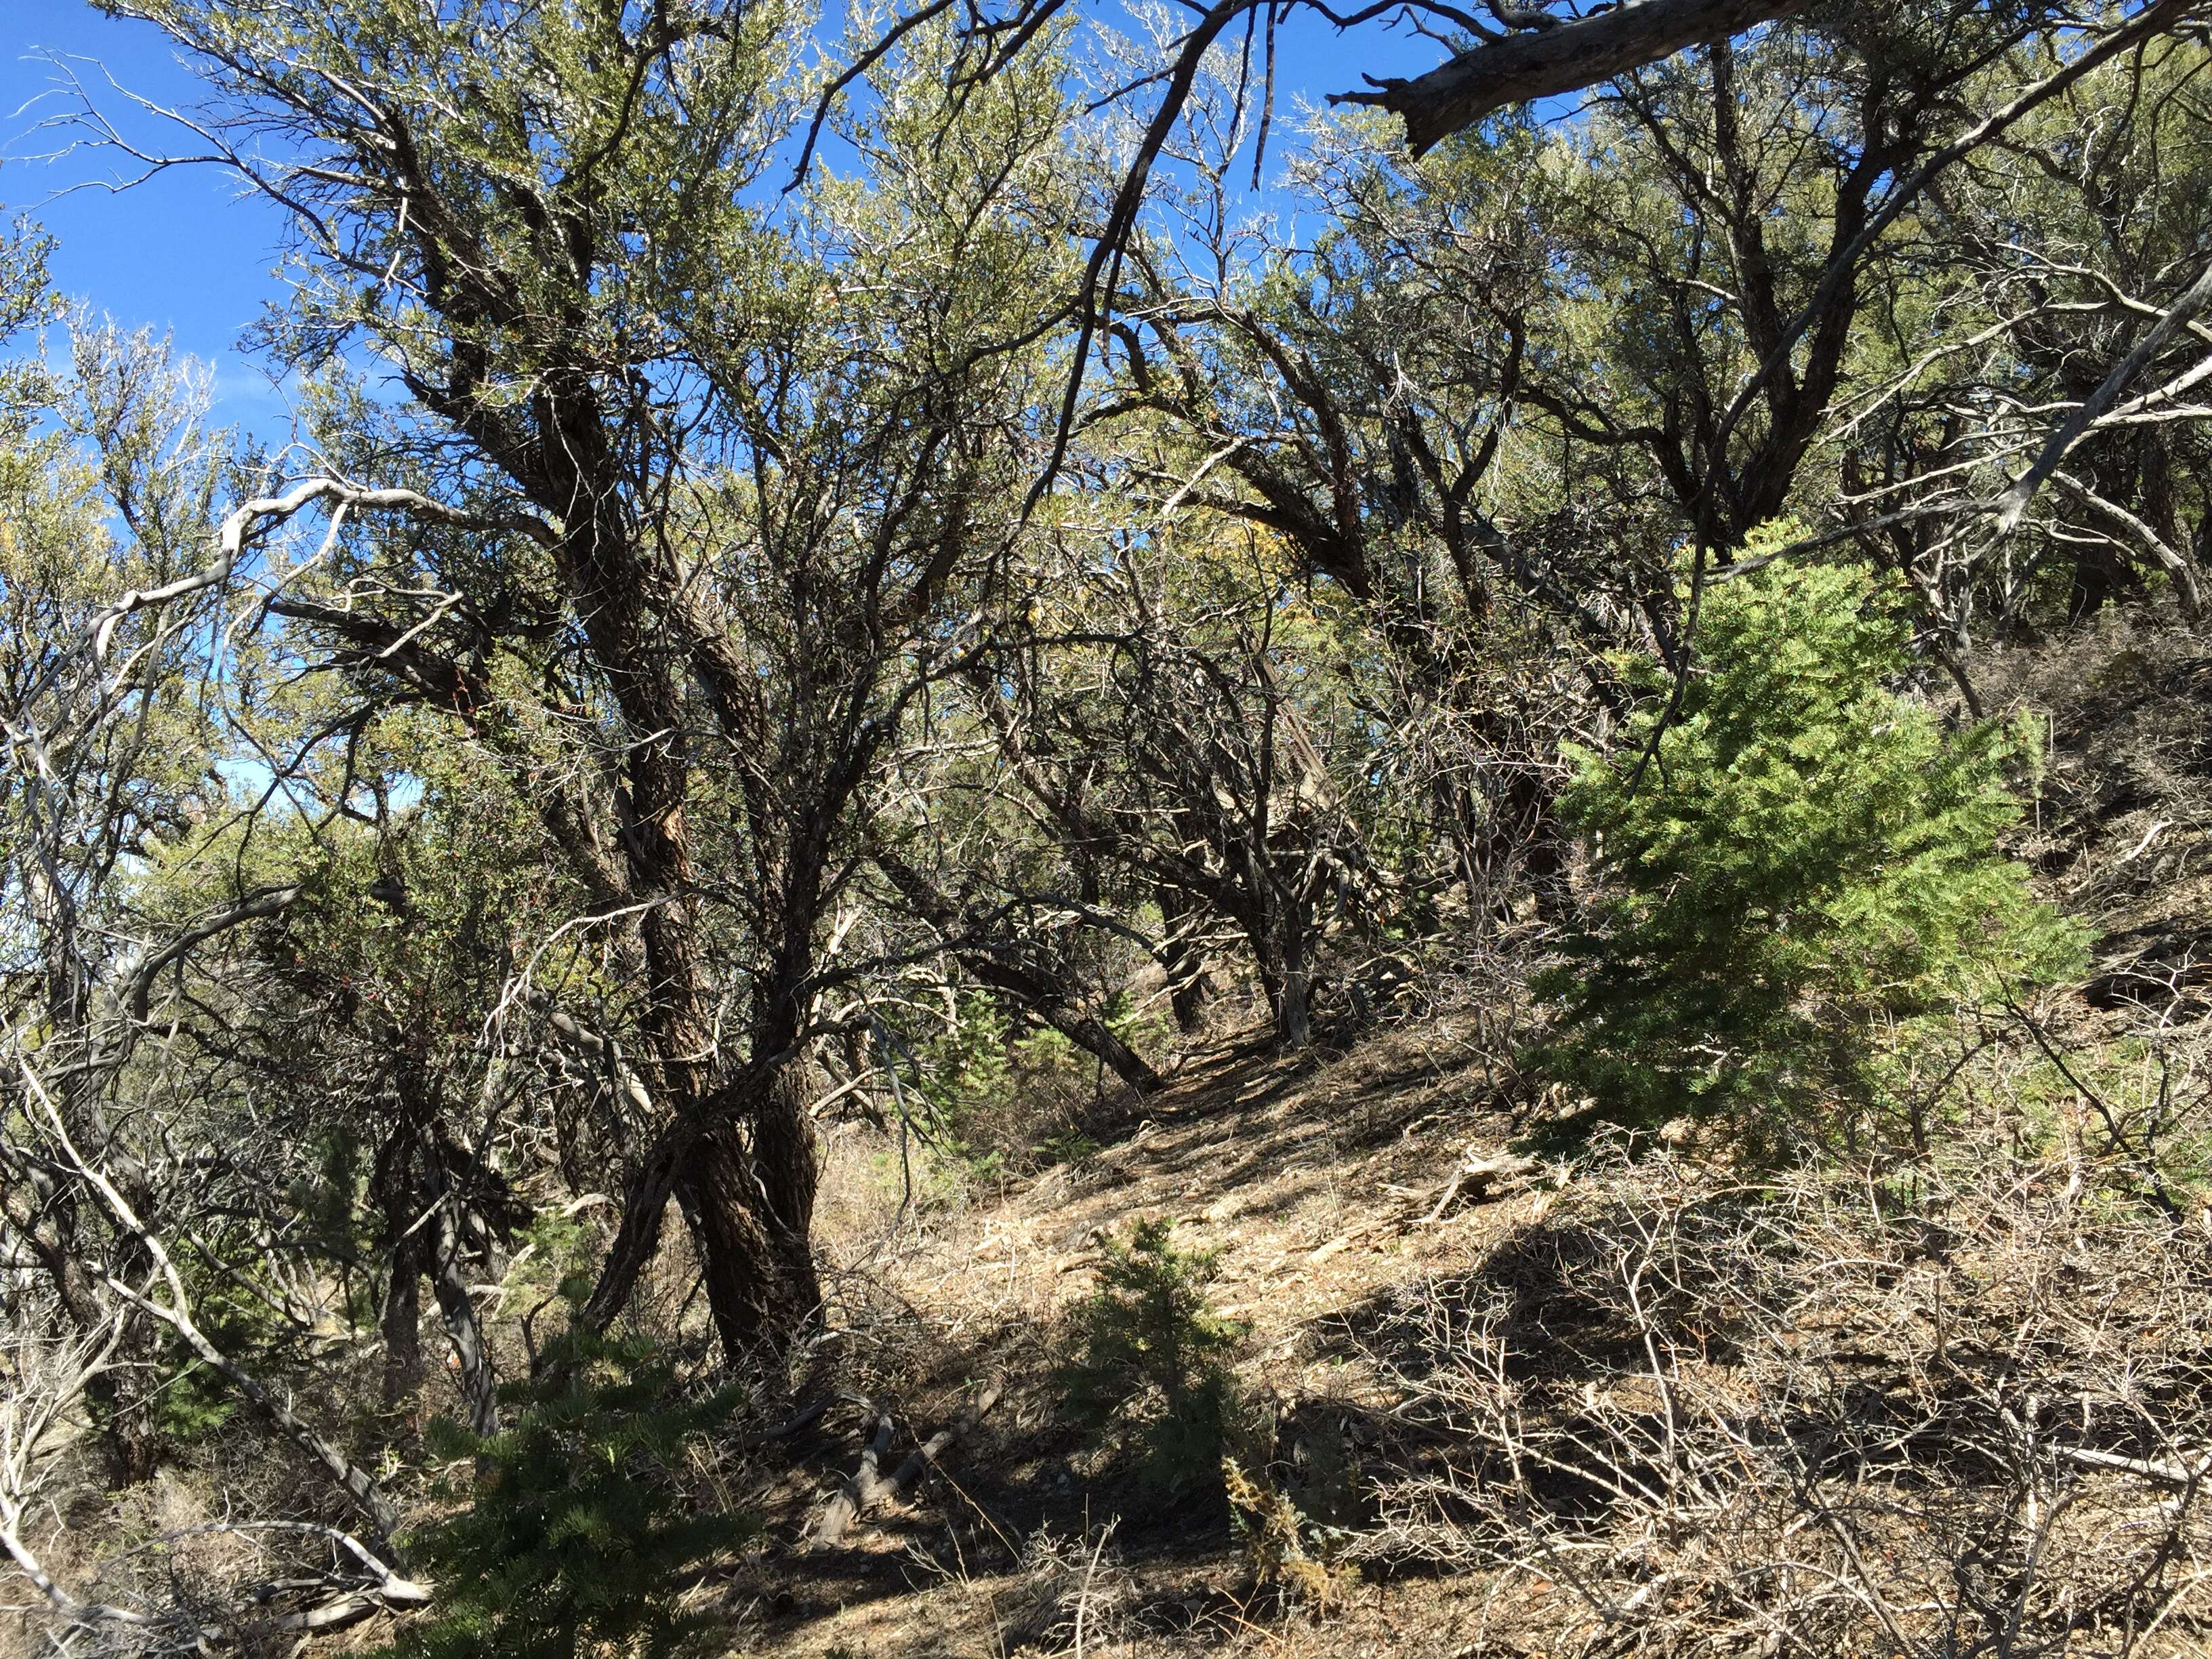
907,1521 -> 1132,1658
1224,1458 -> 1360,1614
1005,1523 -> 1134,1657
1351,1142 -> 2212,1657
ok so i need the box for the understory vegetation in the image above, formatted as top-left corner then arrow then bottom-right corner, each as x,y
5,0 -> 2212,1655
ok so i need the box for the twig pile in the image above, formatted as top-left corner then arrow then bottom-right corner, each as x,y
1357,1147 -> 2212,1657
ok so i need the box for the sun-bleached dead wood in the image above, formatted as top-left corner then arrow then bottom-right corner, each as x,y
1303,1149 -> 1538,1261
883,1378 -> 1005,1499
1305,1233 -> 1366,1263
1420,1149 -> 1538,1223
808,1380 -> 1006,1549
1359,1144 -> 2212,1657
2,1486 -> 431,1650
83,478 -> 554,668
20,1059 -> 406,1545
1997,251 -> 2212,540
2057,1445 -> 2212,1488
1,1325 -> 146,1635
808,1409 -> 897,1550
1336,0 -> 1809,156
191,1523 -> 433,1643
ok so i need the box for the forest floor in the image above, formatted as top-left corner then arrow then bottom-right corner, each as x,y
724,1016 -> 1547,1659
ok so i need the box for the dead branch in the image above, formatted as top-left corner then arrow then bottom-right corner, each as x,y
808,1379 -> 1006,1549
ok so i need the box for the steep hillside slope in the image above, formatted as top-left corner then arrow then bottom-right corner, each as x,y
697,611 -> 2212,1659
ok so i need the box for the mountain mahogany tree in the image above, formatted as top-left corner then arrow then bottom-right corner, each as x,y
95,0 -> 1084,1359
1084,1 -> 2212,920
1491,0 -> 2209,592
0,274 -> 445,1614
985,521 -> 1394,1050
1834,35 -> 2212,632
1091,92 -> 1601,926
0,294 -> 256,1483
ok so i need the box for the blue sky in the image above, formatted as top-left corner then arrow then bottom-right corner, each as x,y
3,0 -> 299,432
2,0 -> 1445,436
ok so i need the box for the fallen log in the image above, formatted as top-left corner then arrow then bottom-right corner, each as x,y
1420,1151 -> 1538,1223
808,1379 -> 1004,1549
808,1409 -> 895,1549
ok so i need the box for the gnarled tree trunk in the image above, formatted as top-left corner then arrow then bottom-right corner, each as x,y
674,1066 -> 820,1364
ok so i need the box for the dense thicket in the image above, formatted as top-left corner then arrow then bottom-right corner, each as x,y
5,1 -> 2211,1650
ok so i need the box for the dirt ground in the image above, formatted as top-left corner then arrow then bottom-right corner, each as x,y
717,1017 -> 1551,1658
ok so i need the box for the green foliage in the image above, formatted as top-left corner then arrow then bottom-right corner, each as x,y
142,1244 -> 295,1447
506,1208 -> 599,1304
381,1324 -> 750,1659
1054,1220 -> 1250,1498
1099,989 -> 1173,1080
1535,544 -> 2086,1138
920,993 -> 1017,1136
289,1124 -> 377,1326
1035,1128 -> 1101,1166
917,998 -> 1129,1179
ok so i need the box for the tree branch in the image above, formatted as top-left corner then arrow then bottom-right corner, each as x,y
1334,0 -> 1808,155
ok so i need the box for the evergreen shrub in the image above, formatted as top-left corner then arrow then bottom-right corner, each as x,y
380,1319 -> 750,1659
1534,541 -> 2085,1141
1054,1219 -> 1250,1499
